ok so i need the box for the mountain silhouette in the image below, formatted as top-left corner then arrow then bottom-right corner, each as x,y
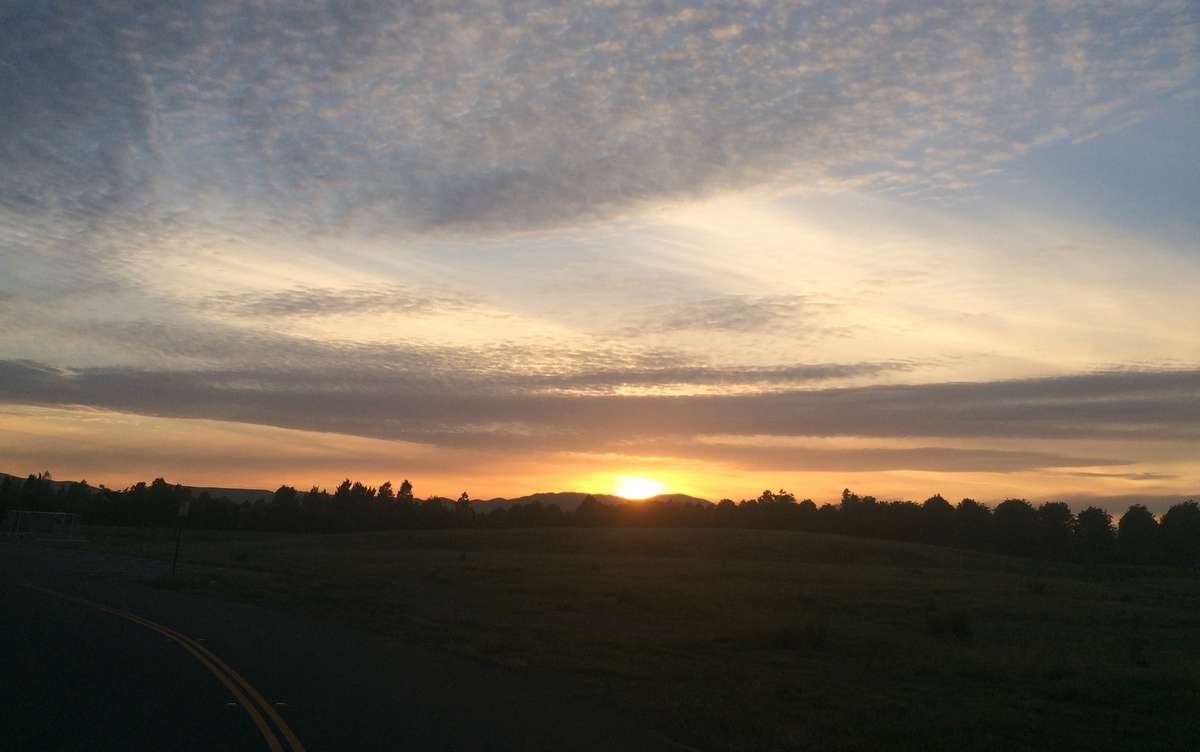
471,491 -> 712,513
0,472 -> 708,511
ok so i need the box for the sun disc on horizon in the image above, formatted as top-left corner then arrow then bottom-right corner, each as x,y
613,476 -> 665,500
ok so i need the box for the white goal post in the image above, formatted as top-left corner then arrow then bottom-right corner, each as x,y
2,510 -> 84,541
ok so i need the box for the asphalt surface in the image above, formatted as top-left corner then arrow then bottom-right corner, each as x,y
0,542 -> 686,751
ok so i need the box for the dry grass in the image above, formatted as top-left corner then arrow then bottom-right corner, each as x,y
75,526 -> 1200,751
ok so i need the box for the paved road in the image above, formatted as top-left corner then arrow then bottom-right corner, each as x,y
0,543 -> 687,751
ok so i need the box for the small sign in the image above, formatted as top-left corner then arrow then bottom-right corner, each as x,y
178,499 -> 191,518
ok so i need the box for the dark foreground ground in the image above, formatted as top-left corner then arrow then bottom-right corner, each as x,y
5,526 -> 1200,751
0,542 -> 681,751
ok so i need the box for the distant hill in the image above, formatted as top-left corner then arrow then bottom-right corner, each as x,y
1,472 -> 707,510
183,486 -> 274,504
1,472 -> 270,504
1,471 -> 96,496
472,491 -> 712,513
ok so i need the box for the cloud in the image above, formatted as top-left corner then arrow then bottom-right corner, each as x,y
539,361 -> 909,390
1062,471 -> 1178,481
5,304 -> 911,388
1,0 -> 1195,244
619,294 -> 843,335
0,351 -> 912,405
200,285 -> 474,319
1,361 -> 1195,453
0,405 -> 485,491
629,442 -> 1127,474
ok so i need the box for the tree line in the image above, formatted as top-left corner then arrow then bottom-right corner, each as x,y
3,473 -> 1198,568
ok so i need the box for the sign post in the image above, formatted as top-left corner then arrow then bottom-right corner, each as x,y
172,499 -> 190,577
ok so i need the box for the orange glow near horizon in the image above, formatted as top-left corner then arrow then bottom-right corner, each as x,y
613,476 -> 666,499
2,405 -> 1198,514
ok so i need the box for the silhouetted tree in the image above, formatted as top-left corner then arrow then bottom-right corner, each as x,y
576,494 -> 608,527
1075,507 -> 1114,562
17,466 -> 1200,569
1118,505 -> 1160,565
1037,502 -> 1076,560
21,473 -> 53,511
269,485 -> 300,530
454,491 -> 474,520
921,494 -> 956,545
0,474 -> 16,519
58,480 -> 91,515
191,490 -> 237,529
1160,500 -> 1200,567
955,498 -> 993,549
837,489 -> 877,536
993,499 -> 1039,556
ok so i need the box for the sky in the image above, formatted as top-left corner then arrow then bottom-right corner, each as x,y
1,0 -> 1198,510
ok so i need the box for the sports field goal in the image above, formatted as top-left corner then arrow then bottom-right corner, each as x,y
2,510 -> 84,541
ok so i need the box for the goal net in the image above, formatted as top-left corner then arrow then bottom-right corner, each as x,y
2,510 -> 84,541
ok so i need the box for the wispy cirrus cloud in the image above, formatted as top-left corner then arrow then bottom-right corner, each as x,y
200,285 -> 476,319
609,440 -> 1129,474
1062,471 -> 1178,482
2,0 -> 1195,242
618,294 -> 845,336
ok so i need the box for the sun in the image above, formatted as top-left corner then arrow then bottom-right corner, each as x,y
613,476 -> 665,500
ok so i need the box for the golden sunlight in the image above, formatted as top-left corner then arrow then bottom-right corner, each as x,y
613,476 -> 665,499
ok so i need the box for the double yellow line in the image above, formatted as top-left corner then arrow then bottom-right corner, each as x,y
23,584 -> 306,752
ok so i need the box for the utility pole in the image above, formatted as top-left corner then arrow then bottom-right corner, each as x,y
172,498 -> 190,577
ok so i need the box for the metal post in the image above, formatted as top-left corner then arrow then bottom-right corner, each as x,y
171,518 -> 184,577
171,498 -> 190,577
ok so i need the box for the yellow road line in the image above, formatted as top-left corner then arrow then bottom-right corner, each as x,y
150,613 -> 308,752
23,584 -> 305,752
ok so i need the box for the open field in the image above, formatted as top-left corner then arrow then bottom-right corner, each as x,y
54,526 -> 1200,751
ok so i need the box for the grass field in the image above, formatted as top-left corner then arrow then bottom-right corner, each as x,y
70,526 -> 1200,751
